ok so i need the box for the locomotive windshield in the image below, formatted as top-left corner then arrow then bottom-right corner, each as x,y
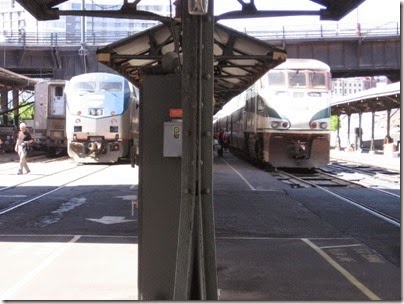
288,71 -> 306,88
268,70 -> 328,89
310,72 -> 327,88
72,82 -> 96,92
100,82 -> 123,91
267,71 -> 285,86
66,79 -> 127,117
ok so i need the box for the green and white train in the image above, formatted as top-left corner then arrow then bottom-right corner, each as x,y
214,58 -> 332,169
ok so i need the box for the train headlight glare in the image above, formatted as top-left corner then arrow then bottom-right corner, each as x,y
90,108 -> 96,115
311,122 -> 318,129
96,109 -> 103,116
320,122 -> 328,129
271,121 -> 280,129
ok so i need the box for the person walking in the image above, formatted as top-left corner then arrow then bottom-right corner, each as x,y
14,122 -> 33,174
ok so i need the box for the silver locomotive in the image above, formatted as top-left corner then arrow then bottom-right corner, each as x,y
65,72 -> 139,164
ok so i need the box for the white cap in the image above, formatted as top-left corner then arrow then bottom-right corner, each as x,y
19,122 -> 27,129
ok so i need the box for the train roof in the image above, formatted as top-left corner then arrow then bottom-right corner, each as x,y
271,59 -> 331,71
67,72 -> 126,83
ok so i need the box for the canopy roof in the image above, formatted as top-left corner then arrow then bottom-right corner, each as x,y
97,22 -> 287,112
331,82 -> 401,115
0,67 -> 39,91
15,0 -> 366,22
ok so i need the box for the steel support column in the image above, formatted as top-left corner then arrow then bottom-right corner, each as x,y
1,87 -> 8,124
336,115 -> 341,150
346,113 -> 351,148
384,108 -> 393,143
174,0 -> 218,300
12,89 -> 19,125
358,111 -> 363,149
370,110 -> 375,152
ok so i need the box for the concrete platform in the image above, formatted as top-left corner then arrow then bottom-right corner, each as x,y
330,148 -> 400,172
213,152 -> 400,301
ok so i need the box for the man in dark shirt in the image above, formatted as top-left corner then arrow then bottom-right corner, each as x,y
14,122 -> 33,174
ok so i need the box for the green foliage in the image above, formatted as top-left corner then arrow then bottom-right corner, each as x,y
7,101 -> 34,123
330,115 -> 340,131
19,101 -> 34,120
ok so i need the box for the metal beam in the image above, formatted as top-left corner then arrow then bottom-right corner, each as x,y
174,0 -> 217,300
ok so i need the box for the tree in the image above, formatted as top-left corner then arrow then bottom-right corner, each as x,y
330,115 -> 340,131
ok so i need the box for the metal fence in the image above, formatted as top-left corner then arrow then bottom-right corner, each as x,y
0,21 -> 400,47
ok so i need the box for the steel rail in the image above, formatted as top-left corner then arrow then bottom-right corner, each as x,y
279,170 -> 400,228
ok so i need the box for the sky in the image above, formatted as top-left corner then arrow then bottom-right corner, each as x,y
215,0 -> 401,28
90,0 -> 401,28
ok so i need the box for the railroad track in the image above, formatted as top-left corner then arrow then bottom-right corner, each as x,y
326,159 -> 400,184
272,167 -> 400,228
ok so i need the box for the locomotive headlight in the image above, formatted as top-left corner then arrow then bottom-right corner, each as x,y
271,121 -> 280,129
75,118 -> 81,124
96,109 -> 103,116
111,118 -> 118,125
90,108 -> 96,115
77,111 -> 82,116
111,111 -> 116,116
320,122 -> 328,129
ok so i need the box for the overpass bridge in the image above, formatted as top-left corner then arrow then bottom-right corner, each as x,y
0,21 -> 400,82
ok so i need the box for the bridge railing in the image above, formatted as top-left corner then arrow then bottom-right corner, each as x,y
243,21 -> 401,40
0,22 -> 400,47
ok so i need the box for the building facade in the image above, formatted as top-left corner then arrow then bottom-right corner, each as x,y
0,0 -> 173,43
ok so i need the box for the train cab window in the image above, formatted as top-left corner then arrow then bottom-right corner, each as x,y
267,71 -> 285,87
100,82 -> 123,92
310,72 -> 326,88
288,71 -> 306,88
73,82 -> 95,92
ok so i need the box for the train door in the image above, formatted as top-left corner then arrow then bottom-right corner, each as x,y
49,85 -> 65,117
